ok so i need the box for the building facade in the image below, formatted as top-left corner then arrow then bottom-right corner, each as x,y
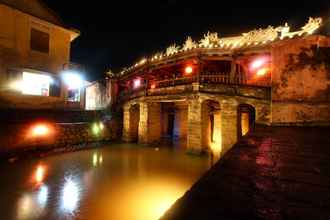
0,0 -> 83,109
108,17 -> 330,156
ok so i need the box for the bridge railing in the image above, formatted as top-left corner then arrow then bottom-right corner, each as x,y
117,72 -> 270,102
155,75 -> 198,88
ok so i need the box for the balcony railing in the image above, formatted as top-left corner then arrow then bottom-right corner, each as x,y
118,72 -> 271,102
155,76 -> 197,88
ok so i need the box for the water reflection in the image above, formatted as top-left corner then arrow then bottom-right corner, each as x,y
34,165 -> 46,185
60,176 -> 81,214
2,145 -> 210,220
17,185 -> 48,219
37,185 -> 48,206
92,152 -> 103,167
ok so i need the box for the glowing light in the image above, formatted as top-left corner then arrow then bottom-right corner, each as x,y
92,123 -> 100,135
35,165 -> 45,184
61,71 -> 84,90
150,83 -> 156,89
9,80 -> 23,91
250,57 -> 268,70
99,155 -> 103,164
210,113 -> 222,158
185,66 -> 193,74
133,78 -> 141,89
37,185 -> 48,206
99,122 -> 104,130
22,72 -> 52,96
256,67 -> 270,76
241,112 -> 250,136
31,124 -> 49,137
61,177 -> 81,213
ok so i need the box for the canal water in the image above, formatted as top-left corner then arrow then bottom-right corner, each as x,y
0,144 -> 211,220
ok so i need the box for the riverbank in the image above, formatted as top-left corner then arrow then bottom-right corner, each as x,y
161,126 -> 330,220
0,141 -> 117,163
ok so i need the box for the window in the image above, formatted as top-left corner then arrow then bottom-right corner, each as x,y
67,89 -> 80,102
22,72 -> 51,96
30,28 -> 49,53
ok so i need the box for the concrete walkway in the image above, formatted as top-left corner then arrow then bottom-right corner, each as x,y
161,126 -> 330,220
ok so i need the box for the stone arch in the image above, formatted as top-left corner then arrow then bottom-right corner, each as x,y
129,103 -> 140,142
201,99 -> 221,154
237,103 -> 256,138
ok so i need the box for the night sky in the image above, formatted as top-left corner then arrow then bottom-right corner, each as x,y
43,0 -> 330,81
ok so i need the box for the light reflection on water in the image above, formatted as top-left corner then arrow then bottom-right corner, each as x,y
60,176 -> 81,214
17,185 -> 48,219
1,144 -> 210,220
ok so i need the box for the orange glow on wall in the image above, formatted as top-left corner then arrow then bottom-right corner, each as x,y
256,67 -> 270,77
150,83 -> 156,89
184,66 -> 193,74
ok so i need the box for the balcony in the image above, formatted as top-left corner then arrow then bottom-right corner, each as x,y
117,72 -> 271,103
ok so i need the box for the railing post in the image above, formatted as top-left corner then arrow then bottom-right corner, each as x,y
230,60 -> 237,84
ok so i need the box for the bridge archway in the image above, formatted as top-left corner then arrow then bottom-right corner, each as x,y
238,104 -> 256,138
161,102 -> 188,148
128,103 -> 140,142
201,100 -> 221,154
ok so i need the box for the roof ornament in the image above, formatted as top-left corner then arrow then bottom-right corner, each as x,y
183,36 -> 198,51
106,69 -> 116,78
199,32 -> 221,48
279,17 -> 322,39
117,17 -> 323,76
166,44 -> 180,56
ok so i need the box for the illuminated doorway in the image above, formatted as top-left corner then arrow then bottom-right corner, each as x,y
238,104 -> 256,138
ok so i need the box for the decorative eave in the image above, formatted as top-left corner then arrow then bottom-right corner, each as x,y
115,17 -> 322,78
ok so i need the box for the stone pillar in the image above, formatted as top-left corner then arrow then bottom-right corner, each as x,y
138,102 -> 161,144
122,103 -> 131,142
138,102 -> 149,144
147,102 -> 161,143
187,98 -> 203,154
221,100 -> 238,155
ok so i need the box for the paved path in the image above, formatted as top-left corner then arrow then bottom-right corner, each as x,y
161,126 -> 330,220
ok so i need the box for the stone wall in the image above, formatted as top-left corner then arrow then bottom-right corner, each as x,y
271,35 -> 330,125
0,119 -> 118,154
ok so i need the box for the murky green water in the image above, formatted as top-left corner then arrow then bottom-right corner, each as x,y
0,144 -> 210,220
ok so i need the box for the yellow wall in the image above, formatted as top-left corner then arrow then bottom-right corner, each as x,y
0,4 -> 75,109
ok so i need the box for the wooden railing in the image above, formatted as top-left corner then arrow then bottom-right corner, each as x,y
200,74 -> 230,84
155,76 -> 197,88
118,72 -> 270,101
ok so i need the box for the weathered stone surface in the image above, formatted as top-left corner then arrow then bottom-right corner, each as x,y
161,126 -> 330,220
271,36 -> 330,125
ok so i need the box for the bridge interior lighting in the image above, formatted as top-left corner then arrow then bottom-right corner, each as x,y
150,83 -> 156,89
250,57 -> 269,71
133,78 -> 141,89
256,67 -> 270,77
184,66 -> 193,74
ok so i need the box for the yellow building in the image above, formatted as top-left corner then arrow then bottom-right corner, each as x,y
0,0 -> 84,109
